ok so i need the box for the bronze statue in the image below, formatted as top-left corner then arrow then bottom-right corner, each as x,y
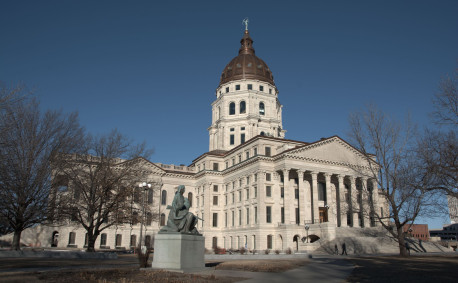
159,185 -> 200,234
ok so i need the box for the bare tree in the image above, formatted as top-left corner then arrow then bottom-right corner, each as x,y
0,89 -> 83,250
432,68 -> 458,126
52,130 -> 157,252
348,105 -> 437,256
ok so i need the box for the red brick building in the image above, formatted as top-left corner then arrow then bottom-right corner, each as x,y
403,224 -> 429,241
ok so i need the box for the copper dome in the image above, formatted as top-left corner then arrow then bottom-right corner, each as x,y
219,30 -> 275,87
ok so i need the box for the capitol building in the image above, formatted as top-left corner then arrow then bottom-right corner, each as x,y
11,28 -> 387,252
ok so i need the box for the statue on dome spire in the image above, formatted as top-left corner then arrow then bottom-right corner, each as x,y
242,18 -> 249,31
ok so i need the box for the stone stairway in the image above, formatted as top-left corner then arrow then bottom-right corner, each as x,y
312,227 -> 451,255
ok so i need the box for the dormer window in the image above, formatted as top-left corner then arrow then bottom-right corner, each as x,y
226,87 -> 229,93
259,85 -> 264,92
248,84 -> 252,90
236,85 -> 240,91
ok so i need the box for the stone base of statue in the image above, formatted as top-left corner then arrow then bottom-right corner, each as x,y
151,233 -> 205,272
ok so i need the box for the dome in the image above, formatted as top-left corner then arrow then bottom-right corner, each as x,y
219,30 -> 275,87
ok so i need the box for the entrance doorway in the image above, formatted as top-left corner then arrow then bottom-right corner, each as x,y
319,207 -> 328,223
51,231 -> 59,247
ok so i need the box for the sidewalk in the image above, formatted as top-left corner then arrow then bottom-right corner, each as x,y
196,256 -> 354,283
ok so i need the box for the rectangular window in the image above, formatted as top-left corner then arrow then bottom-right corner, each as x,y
318,182 -> 326,201
226,161 -> 228,168
266,206 -> 272,223
230,128 -> 235,131
213,163 -> 219,171
241,133 -> 245,143
236,84 -> 240,90
213,196 -> 218,205
232,211 -> 234,226
239,190 -> 241,201
296,207 -> 300,224
246,189 -> 249,199
225,212 -> 227,227
246,152 -> 249,159
248,84 -> 252,90
213,185 -> 218,192
267,235 -> 272,249
213,213 -> 218,227
266,173 -> 271,181
239,209 -> 242,225
254,186 -> 257,198
247,176 -> 250,184
281,187 -> 284,198
246,207 -> 250,224
265,147 -> 271,157
116,234 -> 122,247
266,186 -> 271,197
232,193 -> 234,203
254,147 -> 258,155
254,173 -> 258,182
241,127 -> 245,130
295,188 -> 299,199
68,232 -> 76,245
269,88 -> 272,94
100,233 -> 107,247
232,158 -> 235,165
230,135 -> 235,145
347,212 -> 352,226
254,206 -> 258,223
239,155 -> 242,163
259,85 -> 264,91
226,87 -> 229,93
225,195 -> 227,205
281,207 -> 285,223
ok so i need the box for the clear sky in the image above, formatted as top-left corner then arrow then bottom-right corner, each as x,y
1,0 -> 457,228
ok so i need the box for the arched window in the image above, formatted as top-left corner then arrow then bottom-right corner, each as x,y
260,131 -> 265,136
160,213 -> 166,226
146,212 -> 152,226
240,101 -> 246,114
161,190 -> 167,205
188,192 -> 193,207
229,102 -> 235,115
147,189 -> 153,204
68,232 -> 76,245
259,102 -> 265,115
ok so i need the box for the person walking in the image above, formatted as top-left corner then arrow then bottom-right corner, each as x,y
334,244 -> 339,255
341,242 -> 347,255
405,241 -> 411,256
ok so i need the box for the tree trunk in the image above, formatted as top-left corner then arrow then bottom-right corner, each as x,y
11,230 -> 22,250
397,231 -> 408,257
86,233 -> 98,252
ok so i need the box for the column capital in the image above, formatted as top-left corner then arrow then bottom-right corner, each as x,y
324,172 -> 331,182
310,171 -> 318,180
337,174 -> 344,183
349,176 -> 356,183
297,170 -> 304,178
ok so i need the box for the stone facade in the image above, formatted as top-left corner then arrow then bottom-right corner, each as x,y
5,28 -> 388,252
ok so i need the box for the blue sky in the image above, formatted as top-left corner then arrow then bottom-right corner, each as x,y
1,0 -> 457,228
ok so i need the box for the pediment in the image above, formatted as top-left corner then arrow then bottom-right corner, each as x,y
284,136 -> 374,168
131,157 -> 166,175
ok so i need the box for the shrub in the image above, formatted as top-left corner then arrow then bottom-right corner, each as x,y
240,247 -> 246,255
274,249 -> 280,255
285,247 -> 292,254
264,249 -> 270,255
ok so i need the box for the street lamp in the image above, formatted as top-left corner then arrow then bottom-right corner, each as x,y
304,221 -> 310,243
138,182 -> 151,253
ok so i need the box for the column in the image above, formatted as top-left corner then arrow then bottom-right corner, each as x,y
371,178 -> 379,226
203,184 -> 211,230
349,176 -> 358,227
297,171 -> 306,225
361,177 -> 370,227
311,172 -> 319,224
282,169 -> 291,224
337,175 -> 347,227
324,173 -> 333,224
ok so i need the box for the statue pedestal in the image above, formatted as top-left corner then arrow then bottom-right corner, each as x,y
151,233 -> 205,272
